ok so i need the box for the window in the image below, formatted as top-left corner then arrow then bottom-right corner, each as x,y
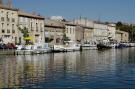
7,24 -> 10,33
7,12 -> 9,18
67,29 -> 68,33
7,29 -> 10,33
12,12 -> 14,16
70,28 -> 72,34
2,29 -> 5,33
12,18 -> 15,22
36,23 -> 38,32
40,23 -> 43,32
2,23 -> 5,33
1,23 -> 4,28
12,24 -> 15,33
31,22 -> 33,31
1,17 -> 4,21
7,18 -> 10,22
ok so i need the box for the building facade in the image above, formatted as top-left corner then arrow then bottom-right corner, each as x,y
18,11 -> 45,44
82,26 -> 93,43
93,22 -> 109,42
44,20 -> 65,45
115,30 -> 129,43
107,23 -> 116,41
0,5 -> 18,44
65,22 -> 76,42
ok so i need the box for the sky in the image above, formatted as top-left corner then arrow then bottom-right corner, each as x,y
5,0 -> 135,23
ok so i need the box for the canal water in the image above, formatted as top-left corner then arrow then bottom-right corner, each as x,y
0,48 -> 135,89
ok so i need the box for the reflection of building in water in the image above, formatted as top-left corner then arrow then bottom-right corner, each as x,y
0,56 -> 21,88
0,55 -> 48,88
51,53 -> 78,73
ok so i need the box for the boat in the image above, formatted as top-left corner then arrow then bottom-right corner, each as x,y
97,43 -> 112,50
16,43 -> 52,55
115,43 -> 128,49
81,42 -> 97,50
64,41 -> 80,52
15,45 -> 34,55
32,43 -> 52,54
52,45 -> 65,52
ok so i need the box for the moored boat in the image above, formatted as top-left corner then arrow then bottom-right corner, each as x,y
97,43 -> 112,50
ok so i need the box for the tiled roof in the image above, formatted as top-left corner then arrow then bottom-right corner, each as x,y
18,11 -> 44,19
45,20 -> 65,28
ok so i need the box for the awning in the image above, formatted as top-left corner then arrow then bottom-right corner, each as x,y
24,36 -> 34,41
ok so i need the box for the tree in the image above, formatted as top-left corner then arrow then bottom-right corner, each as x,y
116,22 -> 135,42
62,29 -> 70,44
18,26 -> 29,38
18,26 -> 30,44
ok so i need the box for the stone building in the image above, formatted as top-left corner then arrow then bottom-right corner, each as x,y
64,22 -> 76,42
93,22 -> 109,42
115,30 -> 129,43
0,5 -> 18,44
44,20 -> 65,45
18,11 -> 45,44
82,26 -> 93,43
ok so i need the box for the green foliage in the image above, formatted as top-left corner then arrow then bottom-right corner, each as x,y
18,26 -> 29,38
63,29 -> 70,43
116,22 -> 135,41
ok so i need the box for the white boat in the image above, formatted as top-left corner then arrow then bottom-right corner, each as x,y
16,43 -> 52,55
82,42 -> 97,50
52,45 -> 65,52
16,45 -> 34,55
33,43 -> 52,54
64,41 -> 80,52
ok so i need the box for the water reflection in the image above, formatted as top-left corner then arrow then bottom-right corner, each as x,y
0,48 -> 135,88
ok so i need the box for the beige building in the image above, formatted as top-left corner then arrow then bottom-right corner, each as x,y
73,18 -> 94,43
65,21 -> 93,44
44,20 -> 65,45
75,25 -> 84,43
93,22 -> 109,42
65,22 -> 76,42
115,30 -> 129,43
18,11 -> 45,44
107,23 -> 116,41
82,26 -> 93,43
0,5 -> 18,44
